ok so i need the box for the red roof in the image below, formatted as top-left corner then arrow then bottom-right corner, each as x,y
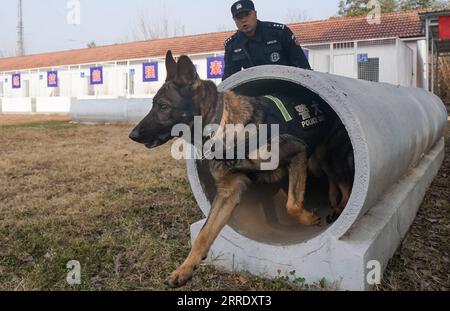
0,10 -> 423,72
290,10 -> 423,44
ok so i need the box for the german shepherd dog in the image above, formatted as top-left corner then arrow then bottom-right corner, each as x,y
129,51 -> 354,288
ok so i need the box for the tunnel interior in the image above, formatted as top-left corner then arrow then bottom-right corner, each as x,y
196,79 -> 354,245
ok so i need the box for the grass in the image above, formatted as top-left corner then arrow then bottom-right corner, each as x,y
0,119 -> 448,291
0,120 -> 76,130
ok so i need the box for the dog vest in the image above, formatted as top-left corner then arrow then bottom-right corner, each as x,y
208,92 -> 334,161
260,94 -> 334,153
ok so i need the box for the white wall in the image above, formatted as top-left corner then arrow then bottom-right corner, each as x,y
3,72 -> 31,98
36,97 -> 71,113
333,49 -> 358,79
415,39 -> 427,89
397,40 -> 414,87
130,60 -> 166,97
356,44 -> 397,84
310,51 -> 330,73
2,98 -> 32,112
308,42 -> 400,85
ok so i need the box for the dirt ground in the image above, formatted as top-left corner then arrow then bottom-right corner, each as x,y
0,114 -> 69,125
0,115 -> 448,291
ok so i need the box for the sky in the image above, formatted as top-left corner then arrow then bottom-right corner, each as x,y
0,0 -> 341,56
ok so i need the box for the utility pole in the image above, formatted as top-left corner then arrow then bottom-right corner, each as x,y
16,0 -> 24,56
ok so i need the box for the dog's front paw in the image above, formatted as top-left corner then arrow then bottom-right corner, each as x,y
164,265 -> 194,288
297,209 -> 321,226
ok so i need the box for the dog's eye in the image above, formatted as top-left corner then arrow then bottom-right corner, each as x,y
159,104 -> 171,112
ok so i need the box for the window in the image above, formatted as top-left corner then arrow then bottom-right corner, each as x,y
333,42 -> 354,49
358,58 -> 379,82
357,39 -> 396,47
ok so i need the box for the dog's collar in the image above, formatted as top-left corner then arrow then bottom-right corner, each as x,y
211,94 -> 224,127
205,93 -> 225,146
198,95 -> 224,161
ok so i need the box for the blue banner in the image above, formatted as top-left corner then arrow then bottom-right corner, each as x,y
207,57 -> 224,79
143,62 -> 158,82
90,66 -> 103,85
47,71 -> 58,88
12,73 -> 21,89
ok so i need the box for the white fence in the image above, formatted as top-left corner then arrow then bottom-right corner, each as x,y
70,97 -> 153,123
2,98 -> 32,113
36,97 -> 71,113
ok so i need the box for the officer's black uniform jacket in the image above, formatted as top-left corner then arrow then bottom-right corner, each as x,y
222,20 -> 311,81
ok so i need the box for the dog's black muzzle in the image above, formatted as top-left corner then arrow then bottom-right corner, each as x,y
129,126 -> 173,149
129,128 -> 143,143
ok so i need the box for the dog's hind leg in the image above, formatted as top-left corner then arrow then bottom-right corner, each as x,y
337,181 -> 351,211
327,181 -> 351,223
286,152 -> 321,226
328,178 -> 340,209
164,173 -> 250,288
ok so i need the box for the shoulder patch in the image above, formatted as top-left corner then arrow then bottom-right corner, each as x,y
224,34 -> 238,47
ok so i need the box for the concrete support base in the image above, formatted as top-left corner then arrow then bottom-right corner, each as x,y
190,138 -> 445,290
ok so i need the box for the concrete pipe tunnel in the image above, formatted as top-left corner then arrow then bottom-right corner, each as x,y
187,65 -> 447,289
190,78 -> 346,245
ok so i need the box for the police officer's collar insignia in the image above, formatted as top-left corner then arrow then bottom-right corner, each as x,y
267,40 -> 277,45
234,48 -> 242,53
272,23 -> 285,29
224,34 -> 237,47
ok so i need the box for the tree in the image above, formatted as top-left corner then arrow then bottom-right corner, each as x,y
399,0 -> 450,10
381,0 -> 399,11
338,0 -> 449,16
285,8 -> 311,23
338,0 -> 369,16
338,0 -> 401,16
87,41 -> 97,48
132,5 -> 185,40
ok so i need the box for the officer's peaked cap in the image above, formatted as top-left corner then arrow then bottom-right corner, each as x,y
231,0 -> 255,18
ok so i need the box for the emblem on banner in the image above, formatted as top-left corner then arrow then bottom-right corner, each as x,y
143,62 -> 158,82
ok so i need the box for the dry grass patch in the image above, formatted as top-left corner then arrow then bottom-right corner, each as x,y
0,114 -> 69,125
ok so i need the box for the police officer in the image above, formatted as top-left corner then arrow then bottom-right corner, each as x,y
223,0 -> 311,81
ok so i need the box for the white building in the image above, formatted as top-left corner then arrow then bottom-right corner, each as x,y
0,10 -> 428,114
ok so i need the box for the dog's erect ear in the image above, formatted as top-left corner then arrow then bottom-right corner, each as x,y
165,50 -> 177,81
176,55 -> 199,85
